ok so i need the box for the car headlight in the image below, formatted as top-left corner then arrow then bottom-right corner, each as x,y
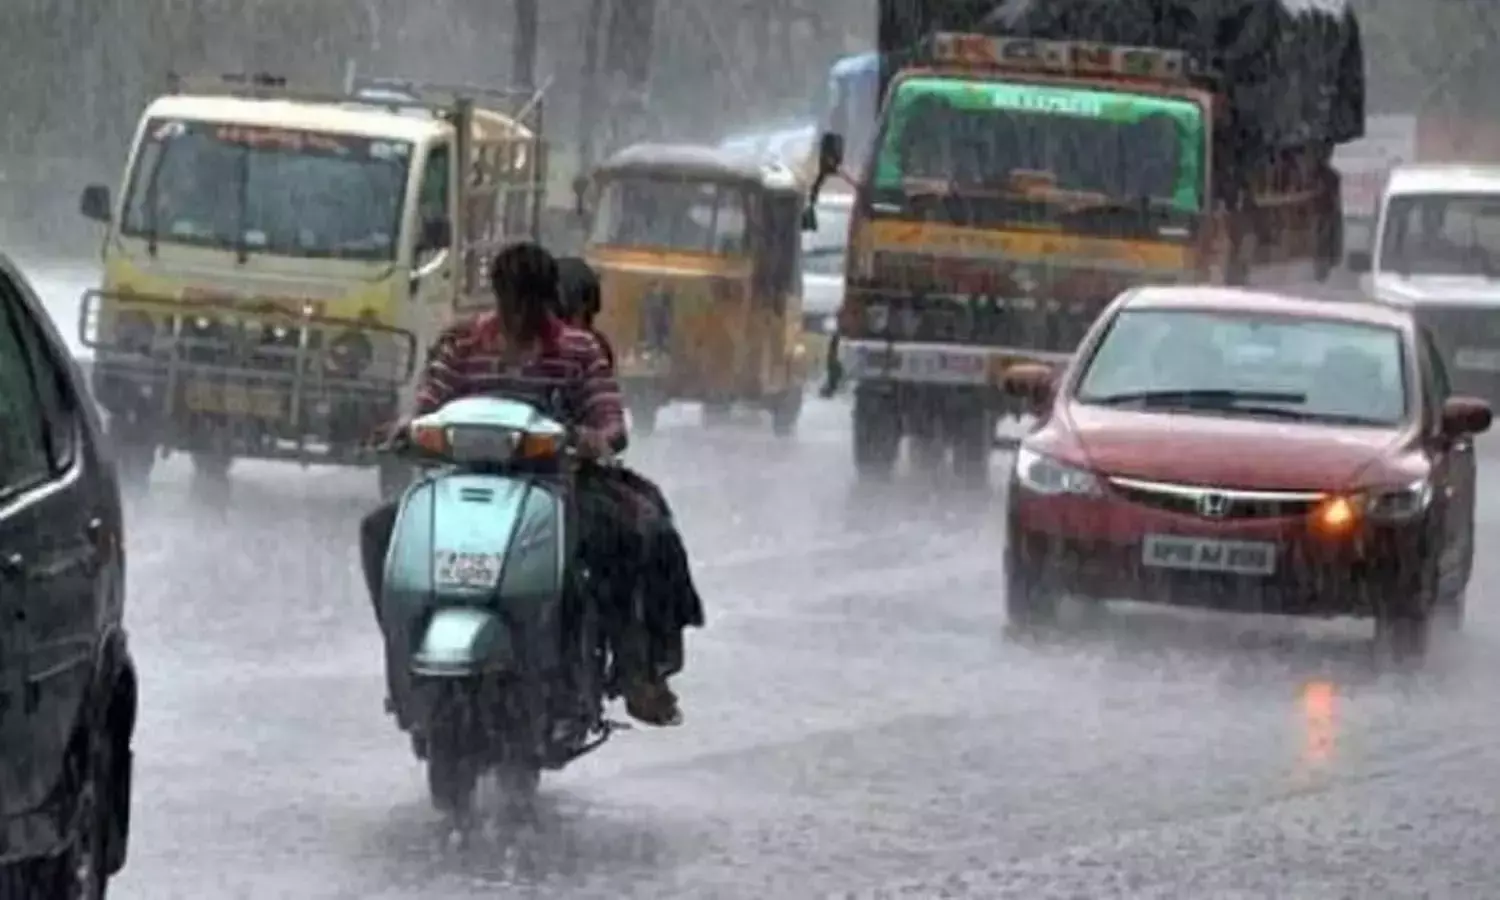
1361,478 -> 1433,522
1013,445 -> 1101,496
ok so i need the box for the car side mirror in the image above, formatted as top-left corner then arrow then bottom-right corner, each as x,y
1001,362 -> 1056,411
1345,249 -> 1372,273
1441,395 -> 1492,437
80,184 -> 111,223
817,132 -> 845,179
418,217 -> 451,253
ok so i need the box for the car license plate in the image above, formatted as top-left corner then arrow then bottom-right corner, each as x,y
1141,535 -> 1276,575
433,551 -> 505,588
902,349 -> 986,382
183,381 -> 283,418
1453,347 -> 1500,372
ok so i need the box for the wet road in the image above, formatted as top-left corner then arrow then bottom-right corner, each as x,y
29,263 -> 1500,898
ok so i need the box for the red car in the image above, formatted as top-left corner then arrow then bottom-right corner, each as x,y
1002,286 -> 1492,660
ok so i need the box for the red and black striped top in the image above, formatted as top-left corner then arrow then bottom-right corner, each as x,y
414,311 -> 626,447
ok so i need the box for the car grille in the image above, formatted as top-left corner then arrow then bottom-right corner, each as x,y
856,292 -> 1103,351
1107,476 -> 1323,521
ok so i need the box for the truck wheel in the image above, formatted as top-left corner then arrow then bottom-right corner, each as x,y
107,416 -> 155,495
950,409 -> 994,488
770,389 -> 802,437
852,390 -> 899,480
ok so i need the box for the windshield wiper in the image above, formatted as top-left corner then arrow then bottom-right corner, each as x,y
1088,389 -> 1311,419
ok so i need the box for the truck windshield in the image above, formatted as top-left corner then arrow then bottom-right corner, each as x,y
590,177 -> 749,255
869,76 -> 1205,231
1379,193 -> 1500,278
120,118 -> 412,261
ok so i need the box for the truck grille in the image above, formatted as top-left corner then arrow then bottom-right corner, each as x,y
850,291 -> 1105,352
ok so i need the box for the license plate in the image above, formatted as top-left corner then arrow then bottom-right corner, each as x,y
907,351 -> 985,379
433,551 -> 505,588
183,381 -> 283,418
1141,535 -> 1276,575
1453,347 -> 1500,372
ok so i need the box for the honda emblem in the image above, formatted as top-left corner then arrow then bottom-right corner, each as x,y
1197,492 -> 1230,518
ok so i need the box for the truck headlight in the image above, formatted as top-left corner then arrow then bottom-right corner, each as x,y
1013,445 -> 1101,496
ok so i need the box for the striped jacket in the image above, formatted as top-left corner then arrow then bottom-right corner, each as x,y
414,311 -> 626,448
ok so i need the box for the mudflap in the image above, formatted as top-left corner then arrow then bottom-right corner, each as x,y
411,608 -> 515,677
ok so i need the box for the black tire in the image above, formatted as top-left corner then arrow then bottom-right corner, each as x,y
106,416 -> 154,495
852,390 -> 899,481
494,761 -> 542,820
426,729 -> 478,819
1005,552 -> 1059,634
1374,553 -> 1440,667
950,409 -> 993,488
770,390 -> 802,438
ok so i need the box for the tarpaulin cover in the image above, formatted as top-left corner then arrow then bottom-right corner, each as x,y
877,0 -> 1365,148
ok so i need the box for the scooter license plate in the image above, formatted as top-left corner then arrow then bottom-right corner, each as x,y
433,551 -> 504,588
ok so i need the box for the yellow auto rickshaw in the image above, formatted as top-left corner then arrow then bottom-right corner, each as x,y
583,143 -> 809,435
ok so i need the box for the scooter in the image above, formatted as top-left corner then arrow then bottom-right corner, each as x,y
377,394 -> 620,822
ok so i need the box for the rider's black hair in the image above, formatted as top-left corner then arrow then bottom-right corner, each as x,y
489,241 -> 559,339
556,256 -> 602,328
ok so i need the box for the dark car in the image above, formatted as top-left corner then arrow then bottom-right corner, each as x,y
1002,285 -> 1492,661
0,253 -> 135,897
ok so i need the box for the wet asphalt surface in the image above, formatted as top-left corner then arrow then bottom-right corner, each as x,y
31,263 -> 1500,898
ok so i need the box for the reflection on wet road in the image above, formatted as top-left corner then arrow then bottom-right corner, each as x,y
28,263 -> 1500,898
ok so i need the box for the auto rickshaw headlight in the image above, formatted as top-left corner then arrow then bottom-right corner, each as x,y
325,330 -> 373,377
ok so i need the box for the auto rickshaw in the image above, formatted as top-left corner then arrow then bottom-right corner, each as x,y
583,143 -> 809,435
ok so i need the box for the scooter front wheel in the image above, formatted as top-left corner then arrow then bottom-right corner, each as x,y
426,734 -> 478,819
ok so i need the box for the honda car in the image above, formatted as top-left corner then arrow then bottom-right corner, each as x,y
1002,285 -> 1491,661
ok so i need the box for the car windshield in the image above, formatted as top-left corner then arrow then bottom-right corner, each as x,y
590,177 -> 749,254
871,76 -> 1205,214
1076,309 -> 1409,426
120,118 -> 411,261
1379,193 -> 1500,277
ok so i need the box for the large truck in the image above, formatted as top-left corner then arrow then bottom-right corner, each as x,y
809,0 -> 1365,483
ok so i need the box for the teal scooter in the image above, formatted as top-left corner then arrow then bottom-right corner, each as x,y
377,395 -> 619,822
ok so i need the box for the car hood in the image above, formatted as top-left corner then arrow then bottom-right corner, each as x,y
1372,273 -> 1500,306
1061,404 -> 1405,490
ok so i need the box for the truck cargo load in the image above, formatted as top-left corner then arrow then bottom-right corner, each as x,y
878,0 -> 1365,149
